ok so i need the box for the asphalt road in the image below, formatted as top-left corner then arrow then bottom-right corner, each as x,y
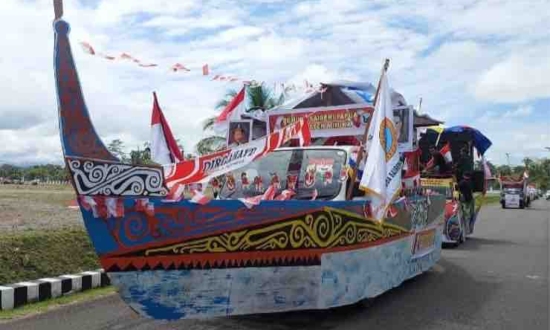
3,200 -> 549,330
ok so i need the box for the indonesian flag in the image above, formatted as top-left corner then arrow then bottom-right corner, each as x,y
190,189 -> 212,205
274,189 -> 296,201
213,86 -> 246,133
105,197 -> 124,218
202,64 -> 209,76
238,184 -> 277,208
441,142 -> 453,163
79,42 -> 95,55
151,92 -> 184,165
359,73 -> 402,221
171,63 -> 190,72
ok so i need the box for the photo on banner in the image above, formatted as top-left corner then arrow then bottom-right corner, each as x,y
393,105 -> 414,152
227,120 -> 252,147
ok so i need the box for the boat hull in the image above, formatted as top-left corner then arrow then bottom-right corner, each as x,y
109,227 -> 442,319
75,196 -> 444,320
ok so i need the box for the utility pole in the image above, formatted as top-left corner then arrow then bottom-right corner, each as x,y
506,153 -> 510,167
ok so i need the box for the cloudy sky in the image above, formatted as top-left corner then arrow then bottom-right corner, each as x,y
0,0 -> 549,165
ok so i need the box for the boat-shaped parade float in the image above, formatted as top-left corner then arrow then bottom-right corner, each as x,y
52,0 -> 449,320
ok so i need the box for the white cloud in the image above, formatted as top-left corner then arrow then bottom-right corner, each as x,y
474,50 -> 550,102
0,0 -> 549,165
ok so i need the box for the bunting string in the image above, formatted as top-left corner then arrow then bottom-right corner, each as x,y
78,41 -> 325,92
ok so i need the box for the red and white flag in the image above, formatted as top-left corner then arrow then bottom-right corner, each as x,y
190,189 -> 212,205
151,92 -> 184,165
213,86 -> 246,133
274,189 -> 296,201
79,42 -> 95,55
202,64 -> 209,76
105,197 -> 124,218
238,184 -> 277,208
171,63 -> 190,72
165,117 -> 311,188
440,142 -> 453,163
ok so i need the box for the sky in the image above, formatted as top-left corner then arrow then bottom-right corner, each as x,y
0,0 -> 549,166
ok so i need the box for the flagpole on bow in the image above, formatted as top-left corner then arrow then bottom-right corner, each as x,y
346,59 -> 390,200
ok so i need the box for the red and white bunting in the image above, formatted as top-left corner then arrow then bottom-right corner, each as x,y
274,189 -> 296,201
190,189 -> 212,205
77,41 -> 322,89
164,117 -> 311,188
171,63 -> 191,72
79,42 -> 95,55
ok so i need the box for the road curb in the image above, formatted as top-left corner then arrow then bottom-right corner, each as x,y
0,269 -> 110,311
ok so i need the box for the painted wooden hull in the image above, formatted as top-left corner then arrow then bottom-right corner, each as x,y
76,196 -> 445,320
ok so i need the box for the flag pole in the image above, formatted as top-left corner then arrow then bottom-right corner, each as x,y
346,58 -> 390,200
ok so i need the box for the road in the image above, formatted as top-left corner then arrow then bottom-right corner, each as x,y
3,200 -> 548,330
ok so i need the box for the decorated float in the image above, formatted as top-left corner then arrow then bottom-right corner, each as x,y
499,173 -> 530,209
418,126 -> 492,246
52,0 -> 446,320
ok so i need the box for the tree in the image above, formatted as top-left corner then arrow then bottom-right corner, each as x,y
107,139 -> 128,162
129,143 -> 153,165
195,85 -> 285,155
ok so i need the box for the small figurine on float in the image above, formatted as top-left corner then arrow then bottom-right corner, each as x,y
270,172 -> 281,189
304,164 -> 316,188
241,172 -> 250,189
226,173 -> 236,192
253,175 -> 263,192
287,174 -> 298,190
324,168 -> 333,185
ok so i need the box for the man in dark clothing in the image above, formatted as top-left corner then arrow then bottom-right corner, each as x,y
458,172 -> 475,234
455,147 -> 473,181
458,172 -> 473,202
425,145 -> 449,174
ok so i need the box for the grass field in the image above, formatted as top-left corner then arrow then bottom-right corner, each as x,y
0,184 -> 98,285
0,184 -> 83,232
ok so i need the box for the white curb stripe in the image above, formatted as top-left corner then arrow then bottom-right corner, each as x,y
0,286 -> 14,310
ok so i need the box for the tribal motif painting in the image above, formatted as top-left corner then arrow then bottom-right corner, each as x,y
142,207 -> 408,256
99,207 -> 409,272
67,157 -> 168,196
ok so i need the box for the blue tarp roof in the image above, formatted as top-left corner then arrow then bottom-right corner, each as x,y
444,126 -> 492,155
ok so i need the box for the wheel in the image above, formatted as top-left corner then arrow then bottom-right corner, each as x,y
520,201 -> 525,209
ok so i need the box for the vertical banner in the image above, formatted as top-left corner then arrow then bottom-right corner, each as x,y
393,105 -> 414,153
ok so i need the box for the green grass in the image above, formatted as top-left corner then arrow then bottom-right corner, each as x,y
483,195 -> 501,205
0,286 -> 115,321
0,228 -> 100,285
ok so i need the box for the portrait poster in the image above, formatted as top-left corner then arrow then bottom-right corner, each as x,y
393,105 -> 414,152
227,120 -> 252,147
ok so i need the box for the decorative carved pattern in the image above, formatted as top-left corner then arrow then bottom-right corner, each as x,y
142,207 -> 408,257
68,158 -> 168,196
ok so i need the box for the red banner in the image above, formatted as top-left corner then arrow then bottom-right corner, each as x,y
268,105 -> 373,138
164,118 -> 311,187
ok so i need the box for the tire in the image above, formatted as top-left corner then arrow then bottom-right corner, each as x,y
520,201 -> 525,209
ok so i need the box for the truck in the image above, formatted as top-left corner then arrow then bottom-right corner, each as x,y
500,176 -> 529,209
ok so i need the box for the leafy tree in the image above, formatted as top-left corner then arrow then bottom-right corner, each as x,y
107,139 -> 128,162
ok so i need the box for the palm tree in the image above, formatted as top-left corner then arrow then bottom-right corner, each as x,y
195,85 -> 284,155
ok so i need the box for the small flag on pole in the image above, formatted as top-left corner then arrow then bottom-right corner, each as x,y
202,64 -> 209,75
